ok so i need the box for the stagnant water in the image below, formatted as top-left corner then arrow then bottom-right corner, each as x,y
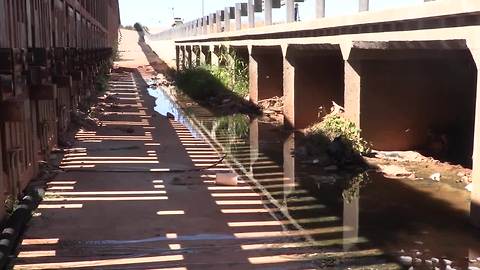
148,85 -> 480,270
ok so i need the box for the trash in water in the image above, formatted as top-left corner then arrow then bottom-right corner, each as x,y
215,173 -> 238,186
430,173 -> 441,182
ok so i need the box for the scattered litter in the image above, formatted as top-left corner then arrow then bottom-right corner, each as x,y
374,150 -> 432,163
215,173 -> 239,186
378,165 -> 415,179
430,173 -> 441,182
399,256 -> 413,266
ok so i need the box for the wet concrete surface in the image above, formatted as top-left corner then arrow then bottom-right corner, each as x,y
12,71 -> 353,270
149,81 -> 480,270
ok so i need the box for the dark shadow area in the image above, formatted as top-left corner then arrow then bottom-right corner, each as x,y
358,49 -> 476,168
137,41 -> 175,79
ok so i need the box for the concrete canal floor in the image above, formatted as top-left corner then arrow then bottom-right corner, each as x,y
11,30 -> 359,270
9,30 -> 480,270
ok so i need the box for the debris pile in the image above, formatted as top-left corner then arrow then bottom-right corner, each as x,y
258,96 -> 284,123
148,75 -> 174,88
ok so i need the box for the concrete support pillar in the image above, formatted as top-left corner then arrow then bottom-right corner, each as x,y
186,46 -> 193,69
359,0 -> 369,12
248,0 -> 255,28
209,13 -> 215,33
181,46 -> 186,70
283,45 -> 295,129
200,46 -> 207,66
286,0 -> 295,23
235,3 -> 242,30
216,10 -> 223,32
248,46 -> 259,103
210,45 -> 219,66
316,0 -> 326,18
203,17 -> 208,35
225,7 -> 231,31
175,46 -> 181,71
342,44 -> 361,126
344,60 -> 362,126
265,0 -> 273,25
470,48 -> 480,227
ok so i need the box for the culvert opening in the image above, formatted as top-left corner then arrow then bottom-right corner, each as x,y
251,47 -> 284,101
360,49 -> 476,167
292,49 -> 344,129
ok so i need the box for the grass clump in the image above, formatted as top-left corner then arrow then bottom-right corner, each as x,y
308,112 -> 371,156
297,104 -> 371,168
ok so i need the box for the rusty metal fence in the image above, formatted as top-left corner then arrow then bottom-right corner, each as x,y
0,0 -> 120,219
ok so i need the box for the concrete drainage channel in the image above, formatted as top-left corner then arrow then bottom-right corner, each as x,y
0,188 -> 42,269
155,85 -> 318,242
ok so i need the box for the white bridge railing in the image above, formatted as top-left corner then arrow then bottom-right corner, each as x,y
152,0 -> 436,40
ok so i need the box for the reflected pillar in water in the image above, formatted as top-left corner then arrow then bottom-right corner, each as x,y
249,119 -> 259,176
343,196 -> 360,251
470,46 -> 480,227
282,45 -> 295,129
283,134 -> 296,202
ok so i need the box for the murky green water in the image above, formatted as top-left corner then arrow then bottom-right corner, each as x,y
149,85 -> 480,270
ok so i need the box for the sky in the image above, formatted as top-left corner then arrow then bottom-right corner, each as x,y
119,0 -> 424,31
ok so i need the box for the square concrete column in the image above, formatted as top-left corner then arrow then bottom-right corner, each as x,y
286,0 -> 295,23
316,0 -> 325,18
359,0 -> 369,12
199,48 -> 206,66
283,45 -> 295,129
181,46 -> 187,70
235,3 -> 242,30
342,42 -> 361,126
191,46 -> 198,68
203,17 -> 208,35
186,46 -> 193,69
210,45 -> 219,66
209,14 -> 215,33
471,48 -> 480,227
175,46 -> 181,71
248,0 -> 255,28
265,0 -> 273,26
216,10 -> 223,32
225,7 -> 231,31
248,46 -> 259,103
344,60 -> 362,126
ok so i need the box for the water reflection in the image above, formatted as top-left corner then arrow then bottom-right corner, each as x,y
150,86 -> 480,269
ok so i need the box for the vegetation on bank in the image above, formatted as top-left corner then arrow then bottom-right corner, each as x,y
307,111 -> 371,156
298,105 -> 371,167
175,48 -> 259,116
